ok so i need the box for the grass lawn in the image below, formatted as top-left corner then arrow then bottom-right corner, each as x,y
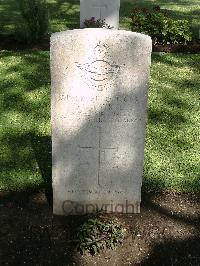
0,0 -> 199,38
0,51 -> 199,192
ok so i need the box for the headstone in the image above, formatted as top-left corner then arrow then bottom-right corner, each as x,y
51,29 -> 152,215
80,0 -> 120,29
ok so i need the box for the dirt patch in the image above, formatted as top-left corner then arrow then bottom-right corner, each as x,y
153,41 -> 200,54
0,34 -> 200,53
0,191 -> 199,265
0,34 -> 50,51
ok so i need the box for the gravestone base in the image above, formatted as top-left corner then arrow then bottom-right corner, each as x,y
51,29 -> 152,215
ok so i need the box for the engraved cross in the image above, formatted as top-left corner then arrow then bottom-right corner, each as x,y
78,125 -> 118,186
92,3 -> 107,19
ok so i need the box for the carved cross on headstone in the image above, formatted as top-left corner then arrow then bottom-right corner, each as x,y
80,0 -> 120,29
78,125 -> 118,186
93,3 -> 107,19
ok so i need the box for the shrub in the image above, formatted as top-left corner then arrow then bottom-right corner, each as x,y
78,218 -> 126,255
16,0 -> 49,43
130,6 -> 192,44
84,17 -> 113,29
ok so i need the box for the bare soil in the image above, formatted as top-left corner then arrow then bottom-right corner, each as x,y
0,191 -> 199,266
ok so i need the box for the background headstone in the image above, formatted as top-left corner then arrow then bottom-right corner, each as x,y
80,0 -> 120,29
51,29 -> 152,215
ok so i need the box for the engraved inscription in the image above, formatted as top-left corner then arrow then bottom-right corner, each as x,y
75,42 -> 122,91
76,60 -> 120,82
57,94 -> 139,124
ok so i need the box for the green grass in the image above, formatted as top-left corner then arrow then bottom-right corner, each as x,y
144,54 -> 200,192
0,0 -> 199,38
0,51 -> 199,192
0,51 -> 51,191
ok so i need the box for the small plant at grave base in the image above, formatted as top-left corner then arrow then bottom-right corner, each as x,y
130,5 -> 192,44
77,217 -> 127,255
16,0 -> 49,44
84,17 -> 113,29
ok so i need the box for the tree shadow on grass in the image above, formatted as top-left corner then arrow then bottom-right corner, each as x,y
30,133 -> 53,207
120,0 -> 200,16
148,107 -> 187,127
0,132 -> 52,198
152,54 -> 200,72
0,50 -> 51,193
48,0 -> 80,31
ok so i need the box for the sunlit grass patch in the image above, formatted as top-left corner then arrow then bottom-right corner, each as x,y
0,50 -> 51,191
143,53 -> 200,192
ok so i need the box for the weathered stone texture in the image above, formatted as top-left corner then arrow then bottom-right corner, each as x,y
51,29 -> 152,215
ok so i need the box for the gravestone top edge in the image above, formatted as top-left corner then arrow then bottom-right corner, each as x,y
50,29 -> 152,43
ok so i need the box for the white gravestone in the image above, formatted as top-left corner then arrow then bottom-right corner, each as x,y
51,29 -> 152,215
80,0 -> 120,29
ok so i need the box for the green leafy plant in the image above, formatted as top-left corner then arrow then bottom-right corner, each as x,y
84,17 -> 113,29
16,0 -> 49,43
130,6 -> 192,44
77,218 -> 126,255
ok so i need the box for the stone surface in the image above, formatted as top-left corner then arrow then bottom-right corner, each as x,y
51,29 -> 152,215
80,0 -> 120,29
